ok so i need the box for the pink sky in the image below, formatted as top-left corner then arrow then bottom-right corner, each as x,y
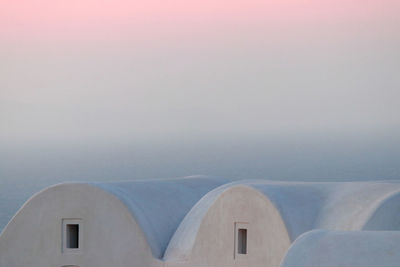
1,0 -> 399,146
1,0 -> 399,42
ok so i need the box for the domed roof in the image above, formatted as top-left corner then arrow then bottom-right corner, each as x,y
247,181 -> 400,239
91,176 -> 230,258
280,230 -> 400,267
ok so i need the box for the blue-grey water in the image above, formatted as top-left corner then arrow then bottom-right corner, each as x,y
1,136 -> 399,231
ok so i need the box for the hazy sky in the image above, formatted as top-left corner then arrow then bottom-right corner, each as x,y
1,0 -> 400,146
1,1 -> 400,229
1,0 -> 400,232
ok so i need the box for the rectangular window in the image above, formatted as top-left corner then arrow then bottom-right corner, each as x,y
62,219 -> 82,253
237,228 -> 247,254
66,224 -> 79,248
234,222 -> 249,259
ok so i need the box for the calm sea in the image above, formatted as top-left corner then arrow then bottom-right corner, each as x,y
1,137 -> 399,231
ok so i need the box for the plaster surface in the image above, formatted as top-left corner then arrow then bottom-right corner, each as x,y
247,180 -> 400,240
280,230 -> 400,267
164,185 -> 291,267
0,183 -> 161,267
92,175 -> 230,258
1,177 -> 400,267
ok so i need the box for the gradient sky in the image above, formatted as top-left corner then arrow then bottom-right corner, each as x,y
2,0 -> 400,233
1,0 -> 399,146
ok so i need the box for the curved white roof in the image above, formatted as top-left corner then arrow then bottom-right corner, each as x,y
163,183 -> 257,261
91,176 -> 230,259
280,230 -> 400,267
163,182 -> 292,263
248,182 -> 333,239
2,177 -> 400,264
152,179 -> 400,261
363,191 -> 400,230
246,181 -> 400,240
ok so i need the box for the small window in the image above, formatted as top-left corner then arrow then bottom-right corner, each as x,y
237,228 -> 247,254
62,219 -> 82,253
66,224 -> 79,248
234,222 -> 249,259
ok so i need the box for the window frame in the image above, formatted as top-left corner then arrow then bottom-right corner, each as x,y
62,219 -> 83,254
234,222 -> 249,259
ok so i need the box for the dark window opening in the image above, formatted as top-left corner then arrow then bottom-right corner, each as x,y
237,228 -> 247,254
66,224 -> 79,249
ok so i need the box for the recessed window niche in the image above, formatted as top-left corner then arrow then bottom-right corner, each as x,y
62,219 -> 82,253
237,228 -> 247,254
66,224 -> 79,248
234,222 -> 249,259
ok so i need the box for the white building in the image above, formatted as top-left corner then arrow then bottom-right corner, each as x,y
0,176 -> 399,267
280,230 -> 400,267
